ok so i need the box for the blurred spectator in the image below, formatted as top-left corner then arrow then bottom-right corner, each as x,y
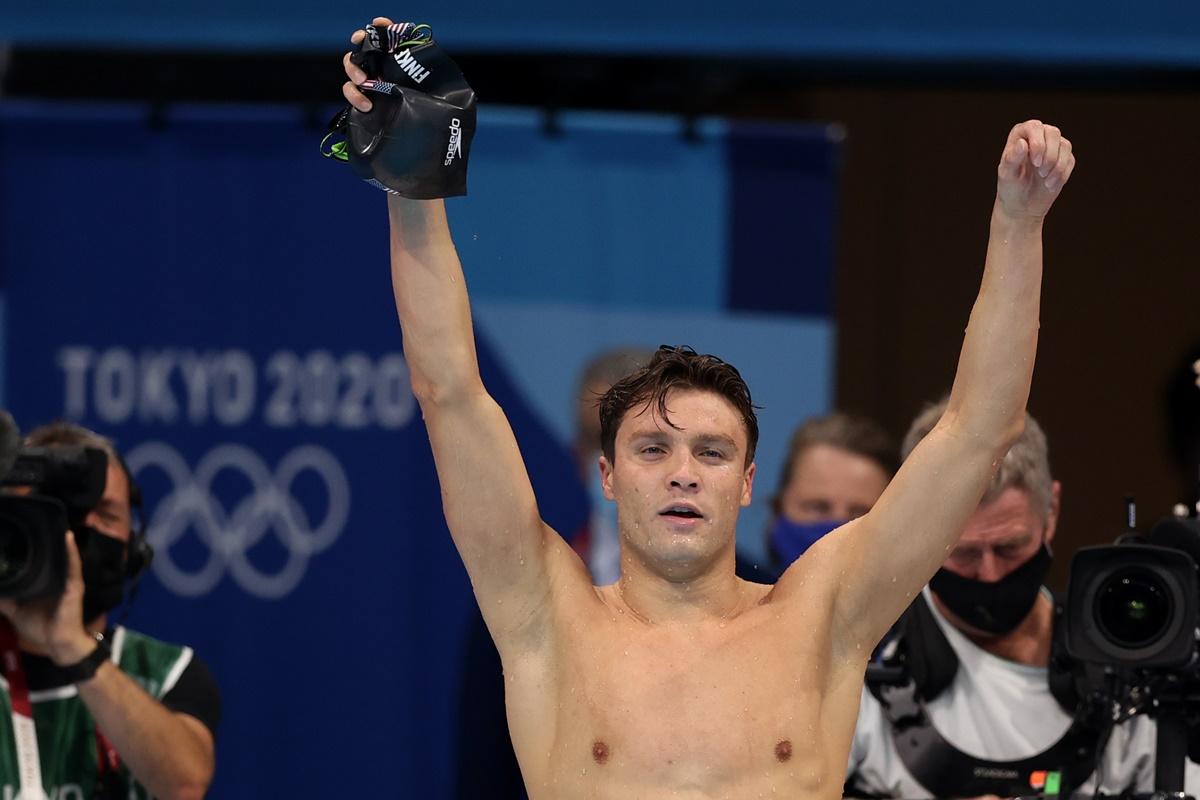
570,347 -> 656,585
737,411 -> 897,581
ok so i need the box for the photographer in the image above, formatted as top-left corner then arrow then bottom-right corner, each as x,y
0,419 -> 219,800
846,401 -> 1199,798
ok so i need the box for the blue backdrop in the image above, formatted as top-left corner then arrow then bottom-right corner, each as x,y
0,101 -> 838,796
2,1 -> 1197,66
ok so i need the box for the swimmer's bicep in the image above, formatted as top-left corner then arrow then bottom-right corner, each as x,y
483,531 -> 594,652
828,424 -> 998,644
423,391 -> 554,584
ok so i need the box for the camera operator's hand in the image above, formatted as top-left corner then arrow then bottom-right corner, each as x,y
0,531 -> 97,665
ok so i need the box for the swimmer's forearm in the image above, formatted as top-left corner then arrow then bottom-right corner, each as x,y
944,203 -> 1043,449
830,207 -> 1044,648
387,196 -> 483,400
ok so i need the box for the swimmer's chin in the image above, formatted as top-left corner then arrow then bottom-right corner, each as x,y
635,545 -> 721,578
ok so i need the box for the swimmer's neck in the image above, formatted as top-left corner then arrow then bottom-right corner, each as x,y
608,556 -> 753,625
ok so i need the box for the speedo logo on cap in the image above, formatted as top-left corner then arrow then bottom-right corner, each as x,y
392,48 -> 431,84
444,118 -> 463,166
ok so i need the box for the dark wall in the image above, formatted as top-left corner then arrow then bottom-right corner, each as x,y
812,87 -> 1200,587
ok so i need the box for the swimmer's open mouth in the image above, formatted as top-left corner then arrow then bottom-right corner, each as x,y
660,504 -> 704,519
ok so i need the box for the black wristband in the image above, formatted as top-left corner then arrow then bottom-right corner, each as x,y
59,635 -> 111,684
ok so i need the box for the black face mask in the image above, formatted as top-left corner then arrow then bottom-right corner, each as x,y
929,544 -> 1053,635
74,525 -> 127,623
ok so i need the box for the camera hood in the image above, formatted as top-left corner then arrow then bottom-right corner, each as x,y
2,446 -> 108,523
1066,542 -> 1199,669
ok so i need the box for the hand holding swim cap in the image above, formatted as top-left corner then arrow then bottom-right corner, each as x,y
326,17 -> 477,198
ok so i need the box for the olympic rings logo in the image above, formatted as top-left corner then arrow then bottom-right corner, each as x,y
124,441 -> 350,599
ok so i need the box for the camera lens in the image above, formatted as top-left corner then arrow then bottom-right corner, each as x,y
1094,567 -> 1173,649
0,528 -> 33,587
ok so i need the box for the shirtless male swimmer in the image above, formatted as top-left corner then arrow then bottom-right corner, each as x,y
343,18 -> 1077,799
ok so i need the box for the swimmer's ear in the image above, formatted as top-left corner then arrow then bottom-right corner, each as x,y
598,456 -> 616,502
740,462 -> 756,508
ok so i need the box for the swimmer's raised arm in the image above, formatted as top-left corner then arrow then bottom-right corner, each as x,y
786,120 -> 1076,654
348,19 -> 578,652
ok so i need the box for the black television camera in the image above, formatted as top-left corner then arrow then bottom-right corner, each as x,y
0,410 -> 110,600
1065,500 -> 1200,797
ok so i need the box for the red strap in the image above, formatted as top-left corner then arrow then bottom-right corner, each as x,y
0,616 -> 44,796
95,728 -> 120,776
0,617 -> 31,716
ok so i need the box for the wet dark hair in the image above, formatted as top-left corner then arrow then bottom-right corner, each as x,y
598,345 -> 759,466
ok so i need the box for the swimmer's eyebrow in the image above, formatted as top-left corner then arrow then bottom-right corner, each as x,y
693,433 -> 738,450
626,430 -> 740,453
626,427 -> 674,443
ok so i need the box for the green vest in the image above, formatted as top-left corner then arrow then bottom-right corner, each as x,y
0,626 -> 192,800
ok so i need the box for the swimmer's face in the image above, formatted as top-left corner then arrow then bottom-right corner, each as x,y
599,388 -> 755,578
776,443 -> 888,524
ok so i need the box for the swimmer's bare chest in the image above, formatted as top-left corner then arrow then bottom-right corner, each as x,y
502,587 -> 865,799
